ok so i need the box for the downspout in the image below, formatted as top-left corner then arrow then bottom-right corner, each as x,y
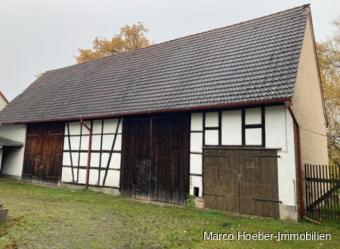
286,104 -> 305,218
80,117 -> 93,190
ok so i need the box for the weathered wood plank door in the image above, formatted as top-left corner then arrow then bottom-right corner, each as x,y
121,117 -> 151,199
204,148 -> 279,218
23,123 -> 64,182
151,115 -> 190,204
238,149 -> 279,217
203,149 -> 239,212
121,114 -> 190,204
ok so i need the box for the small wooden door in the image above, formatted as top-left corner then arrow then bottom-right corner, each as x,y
23,123 -> 64,182
204,148 -> 279,218
203,149 -> 239,212
238,149 -> 280,217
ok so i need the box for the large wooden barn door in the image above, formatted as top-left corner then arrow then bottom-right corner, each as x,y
121,117 -> 151,199
204,148 -> 279,218
151,115 -> 190,204
121,114 -> 190,204
23,123 -> 64,182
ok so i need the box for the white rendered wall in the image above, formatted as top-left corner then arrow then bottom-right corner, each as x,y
265,106 -> 297,207
221,110 -> 242,145
190,106 -> 296,210
0,125 -> 26,177
62,118 -> 122,188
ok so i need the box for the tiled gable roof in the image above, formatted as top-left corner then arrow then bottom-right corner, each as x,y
0,5 -> 309,124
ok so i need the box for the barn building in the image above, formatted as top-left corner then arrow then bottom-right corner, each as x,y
0,5 -> 328,220
0,91 -> 23,173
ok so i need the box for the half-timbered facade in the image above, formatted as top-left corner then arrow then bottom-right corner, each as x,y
0,5 -> 328,220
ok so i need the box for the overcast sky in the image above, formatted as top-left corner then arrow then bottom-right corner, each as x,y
0,0 -> 339,100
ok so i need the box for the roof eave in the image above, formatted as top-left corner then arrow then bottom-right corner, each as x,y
0,97 -> 291,125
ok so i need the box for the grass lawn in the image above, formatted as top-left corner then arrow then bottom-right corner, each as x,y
0,179 -> 339,249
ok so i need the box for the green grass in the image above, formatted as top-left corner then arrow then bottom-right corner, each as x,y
0,179 -> 339,249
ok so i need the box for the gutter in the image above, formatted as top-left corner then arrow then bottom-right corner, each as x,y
286,103 -> 305,218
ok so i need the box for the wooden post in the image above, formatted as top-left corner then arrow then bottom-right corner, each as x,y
80,117 -> 92,190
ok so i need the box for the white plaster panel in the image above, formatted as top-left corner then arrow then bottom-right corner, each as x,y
114,134 -> 122,151
102,135 -> 115,150
78,169 -> 87,184
101,153 -> 109,168
63,136 -> 69,150
90,152 -> 100,167
245,128 -> 262,145
104,170 -> 120,187
92,135 -> 102,150
189,175 -> 203,196
79,152 -> 88,166
245,108 -> 261,125
92,120 -> 102,134
110,153 -> 121,169
205,112 -> 219,127
221,110 -> 242,145
81,121 -> 91,135
118,119 -> 123,133
101,152 -> 121,169
61,167 -> 77,183
99,170 -> 107,185
190,153 -> 202,175
190,132 -> 203,153
62,152 -> 70,166
68,122 -> 81,135
205,130 -> 219,145
69,136 -> 80,150
89,169 -> 99,185
80,135 -> 89,150
61,167 -> 73,182
62,152 -> 79,166
0,125 -> 26,177
103,119 -> 119,134
191,113 -> 203,131
265,106 -> 287,150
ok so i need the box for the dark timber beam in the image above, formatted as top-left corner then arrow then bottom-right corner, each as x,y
80,117 -> 93,190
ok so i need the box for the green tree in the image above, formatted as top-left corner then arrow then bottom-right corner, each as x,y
76,22 -> 150,63
316,17 -> 340,165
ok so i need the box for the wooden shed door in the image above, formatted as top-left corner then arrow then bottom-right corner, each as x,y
204,148 -> 279,218
121,114 -> 190,204
23,123 -> 64,182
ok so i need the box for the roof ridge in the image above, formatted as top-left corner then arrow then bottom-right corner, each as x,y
46,4 -> 309,74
